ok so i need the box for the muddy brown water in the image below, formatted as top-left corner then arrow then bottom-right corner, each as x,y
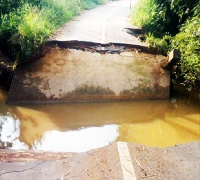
0,87 -> 199,152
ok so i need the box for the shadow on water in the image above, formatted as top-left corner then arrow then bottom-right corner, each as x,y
0,87 -> 200,152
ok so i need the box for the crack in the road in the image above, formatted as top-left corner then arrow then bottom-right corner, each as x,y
0,161 -> 46,177
45,40 -> 156,54
26,40 -> 157,64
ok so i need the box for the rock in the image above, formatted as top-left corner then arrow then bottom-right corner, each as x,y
164,49 -> 181,70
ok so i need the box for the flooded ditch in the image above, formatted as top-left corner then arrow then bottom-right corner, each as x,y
1,87 -> 199,152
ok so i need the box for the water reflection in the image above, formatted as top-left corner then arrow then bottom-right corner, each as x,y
0,87 -> 200,152
0,115 -> 28,150
13,107 -> 60,146
117,114 -> 200,147
33,125 -> 118,152
12,100 -> 169,148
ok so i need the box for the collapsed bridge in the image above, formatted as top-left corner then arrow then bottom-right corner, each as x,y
8,41 -> 178,104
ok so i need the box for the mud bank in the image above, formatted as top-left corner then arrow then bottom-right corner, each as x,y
0,52 -> 14,89
8,41 -> 170,104
0,142 -> 199,180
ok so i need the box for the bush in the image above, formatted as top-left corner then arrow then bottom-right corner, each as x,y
131,0 -> 199,37
0,0 -> 79,62
131,0 -> 200,90
83,0 -> 97,10
0,0 -> 21,14
131,0 -> 171,38
146,33 -> 171,55
83,0 -> 108,10
171,15 -> 200,90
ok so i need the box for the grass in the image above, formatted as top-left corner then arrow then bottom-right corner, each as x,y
145,33 -> 170,55
0,0 -> 80,62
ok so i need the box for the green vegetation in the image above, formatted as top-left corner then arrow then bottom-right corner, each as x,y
83,0 -> 108,10
0,0 -> 108,63
131,0 -> 200,90
0,0 -> 80,62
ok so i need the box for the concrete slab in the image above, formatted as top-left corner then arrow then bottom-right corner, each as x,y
8,42 -> 170,104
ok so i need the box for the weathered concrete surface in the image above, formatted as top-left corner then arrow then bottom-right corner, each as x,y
0,142 -> 199,180
8,41 -> 170,103
163,49 -> 181,70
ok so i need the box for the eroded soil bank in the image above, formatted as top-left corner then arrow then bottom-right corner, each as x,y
0,52 -> 14,89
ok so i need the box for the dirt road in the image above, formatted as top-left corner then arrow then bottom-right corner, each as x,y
53,0 -> 145,46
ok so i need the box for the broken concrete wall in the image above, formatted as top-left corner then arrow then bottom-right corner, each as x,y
8,41 -> 170,103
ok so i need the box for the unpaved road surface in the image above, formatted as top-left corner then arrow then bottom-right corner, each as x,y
0,142 -> 199,180
53,0 -> 145,45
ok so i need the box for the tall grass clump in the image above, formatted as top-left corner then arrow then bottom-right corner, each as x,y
0,0 -> 79,62
145,33 -> 170,55
131,0 -> 200,90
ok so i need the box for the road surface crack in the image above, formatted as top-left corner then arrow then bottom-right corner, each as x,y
0,161 -> 46,177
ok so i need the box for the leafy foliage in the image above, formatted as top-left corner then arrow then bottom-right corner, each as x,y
146,33 -> 170,55
83,0 -> 108,10
131,0 -> 200,90
0,0 -> 80,62
131,0 -> 171,38
171,14 -> 200,90
0,0 -> 21,14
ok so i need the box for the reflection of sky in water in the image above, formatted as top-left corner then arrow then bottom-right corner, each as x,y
32,125 -> 119,152
1,86 -> 200,152
0,115 -> 28,150
0,115 -> 119,152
